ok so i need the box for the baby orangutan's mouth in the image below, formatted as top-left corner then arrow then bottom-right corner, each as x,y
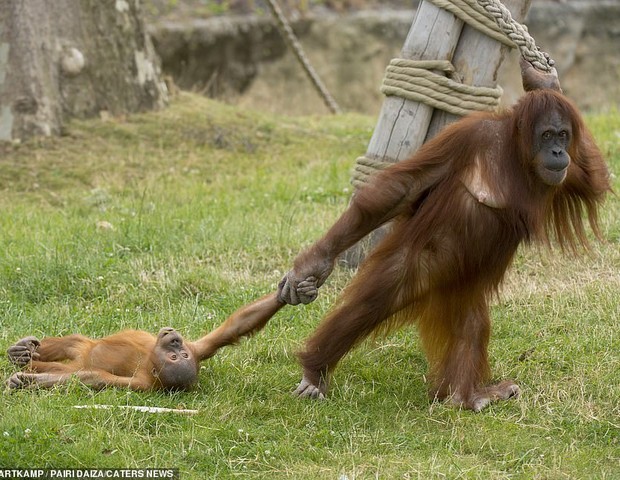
157,327 -> 175,338
157,328 -> 185,349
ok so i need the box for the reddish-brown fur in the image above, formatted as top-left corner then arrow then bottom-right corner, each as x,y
6,293 -> 284,391
281,85 -> 610,410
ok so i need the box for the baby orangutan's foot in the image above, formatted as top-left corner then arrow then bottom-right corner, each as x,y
7,337 -> 41,366
7,372 -> 38,389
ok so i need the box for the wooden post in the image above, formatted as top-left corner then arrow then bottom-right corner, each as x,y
365,1 -> 465,161
424,0 -> 533,141
344,0 -> 532,266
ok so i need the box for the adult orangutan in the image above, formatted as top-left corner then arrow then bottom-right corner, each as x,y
278,59 -> 610,411
6,292 -> 290,391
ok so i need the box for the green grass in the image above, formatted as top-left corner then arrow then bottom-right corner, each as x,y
0,93 -> 618,478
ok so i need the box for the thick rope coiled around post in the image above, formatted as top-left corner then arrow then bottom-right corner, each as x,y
351,156 -> 393,189
380,59 -> 503,117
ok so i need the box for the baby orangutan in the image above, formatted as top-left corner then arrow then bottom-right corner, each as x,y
6,292 -> 286,391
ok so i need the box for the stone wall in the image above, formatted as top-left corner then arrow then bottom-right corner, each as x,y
150,1 -> 620,114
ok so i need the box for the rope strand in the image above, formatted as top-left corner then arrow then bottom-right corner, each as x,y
265,0 -> 342,114
427,0 -> 553,71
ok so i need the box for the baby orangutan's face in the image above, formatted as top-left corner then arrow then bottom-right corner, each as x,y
151,327 -> 198,390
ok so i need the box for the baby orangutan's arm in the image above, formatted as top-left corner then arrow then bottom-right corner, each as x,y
190,292 -> 286,361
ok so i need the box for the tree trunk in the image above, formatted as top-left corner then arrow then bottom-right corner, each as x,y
0,0 -> 168,141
